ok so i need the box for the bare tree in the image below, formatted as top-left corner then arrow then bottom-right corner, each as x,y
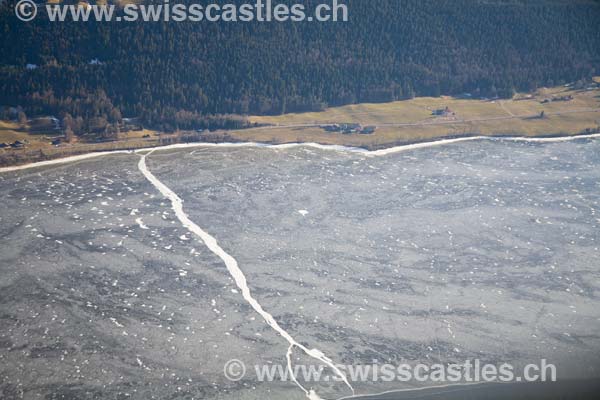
62,113 -> 74,129
65,127 -> 75,143
17,111 -> 27,126
109,108 -> 122,124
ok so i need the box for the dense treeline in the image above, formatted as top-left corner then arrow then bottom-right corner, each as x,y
1,0 -> 599,132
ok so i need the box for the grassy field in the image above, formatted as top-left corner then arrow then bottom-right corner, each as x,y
0,119 -> 163,167
0,120 -> 159,150
0,121 -> 27,143
240,84 -> 600,149
2,82 -> 600,167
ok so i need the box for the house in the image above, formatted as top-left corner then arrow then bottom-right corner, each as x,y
340,123 -> 362,134
360,126 -> 377,135
555,95 -> 574,102
11,140 -> 25,148
542,95 -> 573,104
0,143 -> 9,149
51,138 -> 62,146
321,123 -> 364,134
322,124 -> 340,132
432,107 -> 454,116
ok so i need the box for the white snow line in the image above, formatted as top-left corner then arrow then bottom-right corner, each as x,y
0,150 -> 131,173
138,151 -> 354,399
3,133 -> 600,174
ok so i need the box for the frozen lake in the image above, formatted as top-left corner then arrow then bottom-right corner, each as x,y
1,138 -> 600,399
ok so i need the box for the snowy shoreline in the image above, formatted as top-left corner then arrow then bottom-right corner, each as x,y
2,132 -> 600,174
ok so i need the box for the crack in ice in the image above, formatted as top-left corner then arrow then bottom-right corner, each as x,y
138,150 -> 354,399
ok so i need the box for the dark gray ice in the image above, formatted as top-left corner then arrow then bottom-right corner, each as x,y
1,139 -> 600,399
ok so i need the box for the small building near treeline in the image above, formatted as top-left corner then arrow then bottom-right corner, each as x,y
10,140 -> 26,148
432,106 -> 454,116
360,126 -> 377,135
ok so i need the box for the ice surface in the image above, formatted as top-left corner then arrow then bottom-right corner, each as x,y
1,138 -> 600,399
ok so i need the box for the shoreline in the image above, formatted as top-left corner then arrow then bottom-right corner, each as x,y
2,131 -> 600,174
341,378 -> 600,400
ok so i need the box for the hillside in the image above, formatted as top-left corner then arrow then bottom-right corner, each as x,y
1,0 -> 600,132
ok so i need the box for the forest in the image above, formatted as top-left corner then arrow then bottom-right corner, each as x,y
1,0 -> 600,132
